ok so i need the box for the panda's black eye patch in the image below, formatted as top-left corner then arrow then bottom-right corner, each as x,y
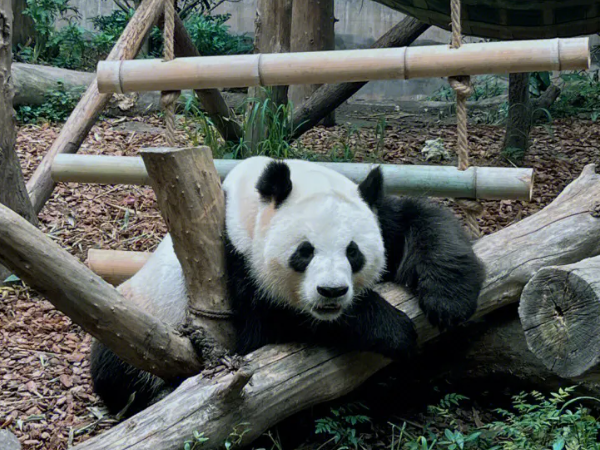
290,241 -> 314,272
347,241 -> 365,273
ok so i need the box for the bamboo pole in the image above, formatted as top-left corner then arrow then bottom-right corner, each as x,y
51,154 -> 533,201
97,38 -> 590,93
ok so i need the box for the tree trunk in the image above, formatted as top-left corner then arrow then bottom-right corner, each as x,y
25,0 -> 167,215
0,202 -> 203,379
141,147 -> 235,349
72,164 -> 600,450
503,72 -> 531,158
248,0 -> 292,151
289,0 -> 335,127
11,0 -> 33,47
291,16 -> 429,140
0,0 -> 37,283
520,255 -> 600,379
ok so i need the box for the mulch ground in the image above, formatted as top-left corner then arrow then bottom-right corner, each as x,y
1,115 -> 599,449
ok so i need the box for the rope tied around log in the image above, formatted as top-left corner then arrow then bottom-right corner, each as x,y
448,0 -> 482,239
162,0 -> 180,147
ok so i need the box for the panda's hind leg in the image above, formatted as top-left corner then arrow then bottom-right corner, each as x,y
378,196 -> 485,329
90,340 -> 173,417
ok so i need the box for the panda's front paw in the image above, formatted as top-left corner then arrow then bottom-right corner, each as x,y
419,295 -> 477,330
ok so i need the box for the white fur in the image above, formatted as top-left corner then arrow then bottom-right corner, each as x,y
124,157 -> 385,323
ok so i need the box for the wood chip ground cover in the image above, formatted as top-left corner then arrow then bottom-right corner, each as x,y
0,116 -> 598,449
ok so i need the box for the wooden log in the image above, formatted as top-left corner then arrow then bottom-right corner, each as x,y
0,0 -> 38,282
97,38 -> 590,93
140,147 -> 235,349
72,164 -> 600,450
0,203 -> 202,379
289,0 -> 335,126
503,73 -> 532,158
51,154 -> 534,201
519,255 -> 600,379
25,0 -> 167,215
291,15 -> 429,140
87,249 -> 150,286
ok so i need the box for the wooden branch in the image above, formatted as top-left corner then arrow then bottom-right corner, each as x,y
87,249 -> 150,285
172,13 -> 242,142
520,255 -> 600,378
0,0 -> 38,282
141,147 -> 235,348
25,0 -> 166,214
291,15 -> 429,139
97,38 -> 590,94
503,73 -> 532,155
0,203 -> 202,379
51,154 -> 534,201
73,165 -> 600,450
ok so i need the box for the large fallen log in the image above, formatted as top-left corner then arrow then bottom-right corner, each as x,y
520,255 -> 600,379
72,165 -> 600,450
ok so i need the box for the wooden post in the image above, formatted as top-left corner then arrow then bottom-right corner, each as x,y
72,164 -> 600,450
503,73 -> 531,161
248,0 -> 293,151
25,0 -> 167,214
0,0 -> 37,282
0,203 -> 202,379
292,16 -> 429,139
520,255 -> 600,378
289,0 -> 335,126
140,147 -> 235,349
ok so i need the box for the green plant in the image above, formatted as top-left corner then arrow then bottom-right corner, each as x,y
183,431 -> 209,450
90,8 -> 135,56
315,403 -> 371,450
16,81 -> 84,123
552,71 -> 600,120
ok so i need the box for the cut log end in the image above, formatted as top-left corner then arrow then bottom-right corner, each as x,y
520,259 -> 600,378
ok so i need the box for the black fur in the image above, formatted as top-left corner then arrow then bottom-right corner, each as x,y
256,160 -> 292,207
376,194 -> 485,329
90,166 -> 485,418
289,241 -> 315,273
346,241 -> 365,273
358,166 -> 384,208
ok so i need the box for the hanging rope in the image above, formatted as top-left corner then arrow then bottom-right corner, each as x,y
162,0 -> 180,147
448,0 -> 482,238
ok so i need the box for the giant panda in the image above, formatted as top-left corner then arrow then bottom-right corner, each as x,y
90,156 -> 485,416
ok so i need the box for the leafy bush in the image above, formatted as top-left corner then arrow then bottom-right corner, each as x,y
16,82 -> 84,123
89,8 -> 135,56
315,403 -> 371,450
551,71 -> 600,120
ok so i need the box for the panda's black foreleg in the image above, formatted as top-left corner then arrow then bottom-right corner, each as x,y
326,290 -> 417,360
378,196 -> 485,329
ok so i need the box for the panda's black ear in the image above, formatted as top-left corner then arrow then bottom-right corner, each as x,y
256,161 -> 292,208
358,166 -> 384,208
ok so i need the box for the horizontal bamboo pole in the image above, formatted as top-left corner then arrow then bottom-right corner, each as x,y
97,38 -> 590,93
51,153 -> 533,201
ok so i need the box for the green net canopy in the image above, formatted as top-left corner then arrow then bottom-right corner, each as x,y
374,0 -> 600,39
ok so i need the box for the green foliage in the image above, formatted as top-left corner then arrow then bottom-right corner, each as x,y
16,81 -> 84,123
183,431 -> 209,450
552,71 -> 600,120
388,388 -> 600,450
530,72 -> 551,97
182,89 -> 304,160
315,403 -> 371,450
89,8 -> 135,56
183,14 -> 253,56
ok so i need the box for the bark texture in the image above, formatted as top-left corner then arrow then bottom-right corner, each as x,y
72,165 -> 600,450
0,0 -> 37,282
291,16 -> 430,139
141,147 -> 234,349
0,202 -> 202,379
503,72 -> 532,155
520,255 -> 600,379
289,0 -> 335,127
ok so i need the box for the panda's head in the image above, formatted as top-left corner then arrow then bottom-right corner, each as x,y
250,161 -> 385,322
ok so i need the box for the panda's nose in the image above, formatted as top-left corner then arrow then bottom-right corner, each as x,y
317,286 -> 349,298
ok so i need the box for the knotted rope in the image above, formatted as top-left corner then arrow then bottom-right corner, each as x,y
449,0 -> 482,238
162,0 -> 180,147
